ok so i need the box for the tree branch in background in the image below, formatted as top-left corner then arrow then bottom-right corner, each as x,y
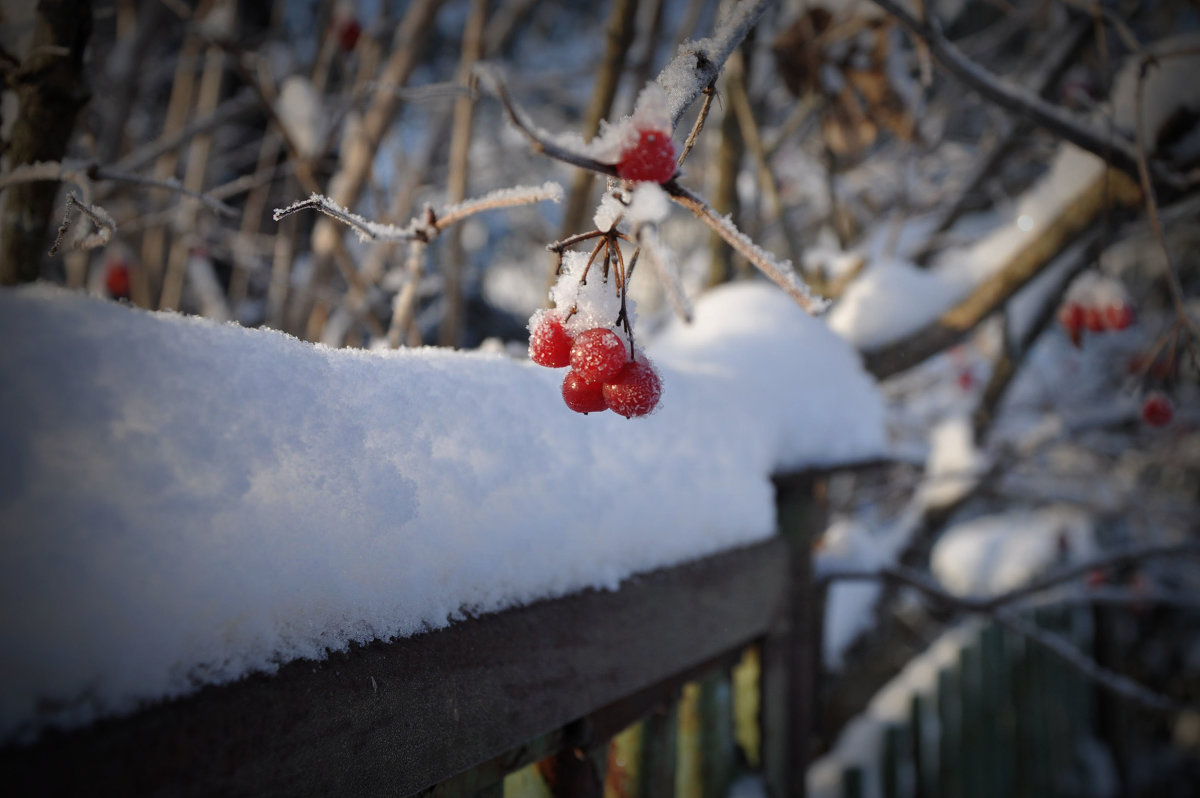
866,0 -> 1190,194
557,0 -> 639,246
821,541 -> 1200,712
1,0 -> 92,285
439,0 -> 490,347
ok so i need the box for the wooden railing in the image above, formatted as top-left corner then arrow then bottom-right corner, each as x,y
0,473 -> 827,797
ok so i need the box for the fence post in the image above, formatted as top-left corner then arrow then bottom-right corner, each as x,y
764,472 -> 827,798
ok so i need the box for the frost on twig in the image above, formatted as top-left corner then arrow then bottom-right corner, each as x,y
667,183 -> 829,316
273,193 -> 421,242
49,193 -> 116,255
274,182 -> 563,244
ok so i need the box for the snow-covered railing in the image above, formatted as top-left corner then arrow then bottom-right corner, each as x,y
0,284 -> 887,796
0,472 -> 826,797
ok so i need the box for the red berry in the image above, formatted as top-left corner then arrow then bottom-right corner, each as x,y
337,18 -> 362,51
1104,303 -> 1134,331
529,314 -> 574,368
1141,393 -> 1173,427
1083,306 -> 1106,333
1058,301 -> 1084,346
570,328 -> 629,383
616,129 -> 676,184
603,360 -> 662,418
562,371 -> 608,414
105,262 -> 131,299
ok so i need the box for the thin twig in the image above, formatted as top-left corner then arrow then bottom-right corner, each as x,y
49,193 -> 116,255
666,182 -> 828,315
676,82 -> 717,168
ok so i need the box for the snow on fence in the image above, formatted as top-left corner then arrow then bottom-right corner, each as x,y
810,608 -> 1104,798
0,283 -> 886,795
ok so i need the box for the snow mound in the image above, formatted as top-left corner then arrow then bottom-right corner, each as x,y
931,506 -> 1095,598
0,281 -> 884,742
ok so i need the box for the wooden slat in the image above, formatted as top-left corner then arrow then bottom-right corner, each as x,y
0,536 -> 789,797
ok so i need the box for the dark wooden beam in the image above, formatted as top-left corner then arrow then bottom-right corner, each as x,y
1,536 -> 789,797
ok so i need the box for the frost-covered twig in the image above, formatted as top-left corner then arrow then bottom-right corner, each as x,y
437,182 -> 564,229
867,0 -> 1188,193
0,159 -> 238,218
666,183 -> 828,315
655,0 -> 777,128
274,194 -> 422,242
274,183 -> 565,243
49,193 -> 116,255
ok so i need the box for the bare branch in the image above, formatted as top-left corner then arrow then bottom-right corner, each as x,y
676,82 -> 717,168
273,194 -> 422,242
666,182 -> 829,315
995,609 -> 1198,713
474,65 -> 619,177
49,193 -> 116,255
866,0 -> 1189,194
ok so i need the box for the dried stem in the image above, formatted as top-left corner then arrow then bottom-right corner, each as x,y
676,82 -> 717,168
666,182 -> 828,315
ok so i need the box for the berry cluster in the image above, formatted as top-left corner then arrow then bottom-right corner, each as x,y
616,128 -> 677,184
1056,275 -> 1135,347
529,314 -> 662,418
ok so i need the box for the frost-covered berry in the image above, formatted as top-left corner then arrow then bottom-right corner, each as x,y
529,314 -> 574,368
1104,303 -> 1134,331
603,360 -> 662,418
570,328 -> 629,383
616,129 -> 676,184
1058,301 -> 1084,346
562,371 -> 608,414
1141,393 -> 1173,427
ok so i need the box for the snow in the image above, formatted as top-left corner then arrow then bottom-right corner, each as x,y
827,258 -> 959,350
931,506 -> 1095,598
0,280 -> 885,742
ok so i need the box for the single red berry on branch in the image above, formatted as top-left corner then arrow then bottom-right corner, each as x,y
616,129 -> 677,184
529,314 -> 574,368
1057,301 -> 1084,347
562,371 -> 608,414
1141,392 -> 1173,427
570,328 -> 629,383
603,360 -> 662,418
336,18 -> 362,51
105,261 -> 131,299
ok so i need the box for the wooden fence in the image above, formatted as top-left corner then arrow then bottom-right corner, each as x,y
833,608 -> 1097,798
0,473 -> 826,798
